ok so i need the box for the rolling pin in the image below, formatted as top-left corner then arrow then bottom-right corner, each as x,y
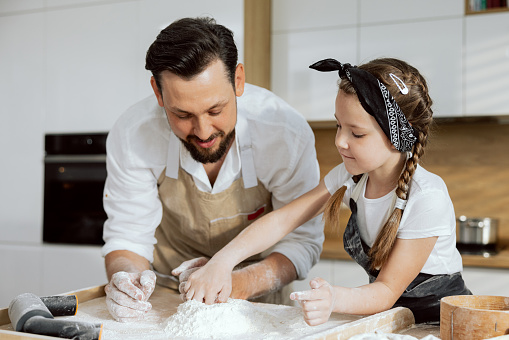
8,292 -> 102,340
41,294 -> 78,316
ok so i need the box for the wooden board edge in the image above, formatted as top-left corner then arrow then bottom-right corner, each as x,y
0,330 -> 58,340
313,307 -> 415,340
67,284 -> 107,304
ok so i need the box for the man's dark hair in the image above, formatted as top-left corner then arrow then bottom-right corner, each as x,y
145,17 -> 238,92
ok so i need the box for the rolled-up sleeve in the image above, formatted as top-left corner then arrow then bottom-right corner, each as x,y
101,127 -> 162,262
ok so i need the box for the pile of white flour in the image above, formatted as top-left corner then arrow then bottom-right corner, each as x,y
164,298 -> 308,339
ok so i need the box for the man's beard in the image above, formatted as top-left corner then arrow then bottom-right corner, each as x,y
180,129 -> 236,164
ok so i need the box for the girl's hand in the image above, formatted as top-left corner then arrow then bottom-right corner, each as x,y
290,277 -> 336,326
172,257 -> 209,301
173,258 -> 234,305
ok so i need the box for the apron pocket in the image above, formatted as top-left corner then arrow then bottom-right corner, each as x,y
208,204 -> 270,252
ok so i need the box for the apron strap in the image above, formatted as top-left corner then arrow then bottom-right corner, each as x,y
351,173 -> 399,213
236,115 -> 258,189
350,173 -> 368,202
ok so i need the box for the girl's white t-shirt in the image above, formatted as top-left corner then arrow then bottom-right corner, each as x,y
324,163 -> 463,275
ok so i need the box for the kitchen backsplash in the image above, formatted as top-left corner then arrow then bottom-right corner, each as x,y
312,117 -> 509,247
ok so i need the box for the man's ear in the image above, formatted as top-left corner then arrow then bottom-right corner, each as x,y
150,76 -> 164,107
234,63 -> 245,97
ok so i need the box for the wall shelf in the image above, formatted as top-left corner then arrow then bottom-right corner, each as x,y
465,0 -> 509,15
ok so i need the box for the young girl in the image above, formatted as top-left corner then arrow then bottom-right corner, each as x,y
176,57 -> 471,325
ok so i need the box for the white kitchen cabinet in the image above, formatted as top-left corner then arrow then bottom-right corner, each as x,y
271,1 -> 466,119
42,0 -> 244,133
272,0 -> 357,32
46,0 -> 109,7
44,1 -> 140,133
465,12 -> 509,116
0,244 -> 106,308
462,266 -> 509,297
0,11 -> 45,244
0,0 -> 44,14
271,28 -> 357,121
360,18 -> 464,118
0,245 -> 44,307
293,259 -> 334,293
293,259 -> 368,293
360,0 -> 463,25
41,245 -> 106,296
332,259 -> 370,288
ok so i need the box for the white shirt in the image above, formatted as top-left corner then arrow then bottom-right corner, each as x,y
102,84 -> 323,280
324,163 -> 463,275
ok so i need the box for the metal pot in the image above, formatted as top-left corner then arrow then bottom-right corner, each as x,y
457,216 -> 498,245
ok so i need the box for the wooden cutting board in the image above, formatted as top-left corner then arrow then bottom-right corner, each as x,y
0,285 -> 415,340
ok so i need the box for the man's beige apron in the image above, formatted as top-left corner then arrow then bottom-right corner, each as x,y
152,116 -> 292,305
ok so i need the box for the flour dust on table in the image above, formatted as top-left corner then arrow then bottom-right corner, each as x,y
165,298 -> 332,339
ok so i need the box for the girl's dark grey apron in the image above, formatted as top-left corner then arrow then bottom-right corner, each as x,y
343,174 -> 471,324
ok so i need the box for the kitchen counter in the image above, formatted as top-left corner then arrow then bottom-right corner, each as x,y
322,232 -> 509,269
321,207 -> 509,269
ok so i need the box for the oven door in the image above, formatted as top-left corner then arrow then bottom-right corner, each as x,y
43,155 -> 106,245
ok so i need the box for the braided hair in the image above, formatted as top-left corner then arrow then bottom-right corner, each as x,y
323,58 -> 434,270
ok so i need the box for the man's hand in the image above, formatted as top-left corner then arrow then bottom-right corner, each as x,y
172,257 -> 233,305
104,270 -> 156,322
290,277 -> 336,326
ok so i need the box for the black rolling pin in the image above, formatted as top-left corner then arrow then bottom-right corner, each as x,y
41,295 -> 78,316
8,292 -> 102,340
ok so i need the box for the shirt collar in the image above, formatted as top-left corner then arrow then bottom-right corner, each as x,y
165,130 -> 241,193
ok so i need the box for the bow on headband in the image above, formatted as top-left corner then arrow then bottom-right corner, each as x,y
310,58 -> 416,152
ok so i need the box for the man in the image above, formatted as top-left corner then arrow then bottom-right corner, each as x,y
102,17 -> 323,322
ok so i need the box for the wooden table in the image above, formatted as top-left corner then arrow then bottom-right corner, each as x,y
0,284 -> 438,340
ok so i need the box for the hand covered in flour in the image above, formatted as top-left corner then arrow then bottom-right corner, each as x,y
172,257 -> 233,305
172,257 -> 209,301
104,270 -> 156,322
290,277 -> 336,326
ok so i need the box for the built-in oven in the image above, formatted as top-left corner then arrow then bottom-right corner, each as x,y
43,133 -> 108,245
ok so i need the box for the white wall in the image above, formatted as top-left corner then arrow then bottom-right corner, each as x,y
0,0 -> 243,307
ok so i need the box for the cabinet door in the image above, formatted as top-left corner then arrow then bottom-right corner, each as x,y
272,28 -> 357,121
293,259 -> 368,293
462,266 -> 509,296
45,1 -> 140,133
0,0 -> 44,14
0,245 -> 44,307
292,259 -> 334,292
41,245 -> 106,296
465,12 -> 509,116
0,11 -> 44,243
360,0 -> 463,25
360,18 -> 463,118
272,0 -> 357,32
